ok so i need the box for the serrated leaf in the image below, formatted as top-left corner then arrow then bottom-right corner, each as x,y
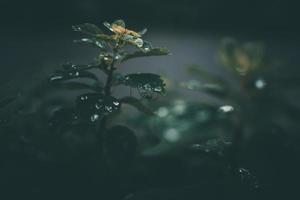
120,96 -> 155,116
121,48 -> 169,62
122,73 -> 166,99
76,93 -> 121,122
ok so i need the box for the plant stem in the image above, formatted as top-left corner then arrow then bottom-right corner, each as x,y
104,65 -> 114,96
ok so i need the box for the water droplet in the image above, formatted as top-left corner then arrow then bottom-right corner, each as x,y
90,114 -> 99,122
134,38 -> 143,48
95,103 -> 102,109
72,26 -> 82,31
49,75 -> 63,81
157,107 -> 169,117
255,78 -> 266,89
105,106 -> 113,112
164,128 -> 180,142
154,87 -> 162,92
113,101 -> 120,106
172,100 -> 186,115
219,105 -> 234,113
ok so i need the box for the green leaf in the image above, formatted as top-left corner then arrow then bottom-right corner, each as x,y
76,93 -> 121,122
120,48 -> 170,62
120,96 -> 156,116
122,73 -> 166,99
72,23 -> 103,36
49,63 -> 99,83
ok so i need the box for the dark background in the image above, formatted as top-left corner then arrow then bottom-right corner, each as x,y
1,0 -> 300,31
1,1 -> 300,200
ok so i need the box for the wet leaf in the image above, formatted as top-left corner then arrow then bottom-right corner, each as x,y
120,96 -> 155,116
75,93 -> 121,122
120,48 -> 169,62
49,63 -> 99,83
72,23 -> 103,36
121,73 -> 166,99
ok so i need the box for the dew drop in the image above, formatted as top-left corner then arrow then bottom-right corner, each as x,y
49,75 -> 63,81
219,105 -> 234,113
157,107 -> 169,117
255,78 -> 266,89
113,101 -> 120,106
164,128 -> 180,143
90,114 -> 99,122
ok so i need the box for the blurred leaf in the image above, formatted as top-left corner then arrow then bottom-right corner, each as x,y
120,48 -> 169,62
186,65 -> 226,84
72,23 -> 103,36
75,93 -> 121,122
121,73 -> 166,99
120,96 -> 156,116
180,80 -> 227,97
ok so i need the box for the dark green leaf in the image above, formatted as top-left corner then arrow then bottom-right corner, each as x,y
120,96 -> 155,116
76,93 -> 121,122
49,63 -> 99,83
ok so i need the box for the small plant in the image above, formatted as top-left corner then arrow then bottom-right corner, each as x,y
48,19 -> 169,164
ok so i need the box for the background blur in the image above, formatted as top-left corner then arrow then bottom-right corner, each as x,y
1,1 -> 300,200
